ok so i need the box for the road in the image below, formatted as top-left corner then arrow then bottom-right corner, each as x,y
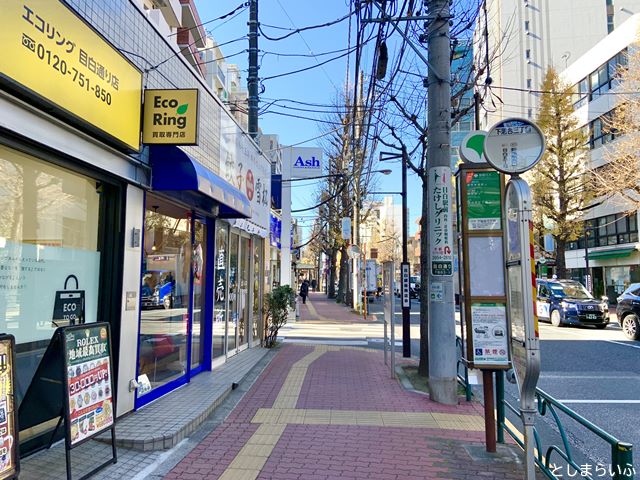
280,295 -> 639,474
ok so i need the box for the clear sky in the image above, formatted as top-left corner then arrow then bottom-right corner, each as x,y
194,0 -> 427,237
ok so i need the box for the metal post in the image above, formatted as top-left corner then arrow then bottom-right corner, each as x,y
401,146 -> 411,357
247,0 -> 259,139
352,192 -> 360,310
426,0 -> 457,404
523,421 -> 537,480
612,442 -> 633,479
584,225 -> 591,294
496,370 -> 505,443
390,263 -> 396,379
482,370 -> 497,453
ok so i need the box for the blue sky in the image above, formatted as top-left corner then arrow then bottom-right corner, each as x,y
194,0 -> 427,236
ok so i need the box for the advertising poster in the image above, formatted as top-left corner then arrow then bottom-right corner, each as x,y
428,166 -> 453,276
0,337 -> 17,480
465,171 -> 501,231
471,303 -> 509,366
63,324 -> 114,446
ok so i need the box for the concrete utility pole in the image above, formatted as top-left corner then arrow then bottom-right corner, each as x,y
426,0 -> 457,404
247,0 -> 259,139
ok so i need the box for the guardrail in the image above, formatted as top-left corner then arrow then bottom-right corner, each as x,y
455,337 -> 634,479
455,336 -> 472,401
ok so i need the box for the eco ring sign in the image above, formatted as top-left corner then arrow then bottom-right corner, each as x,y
483,118 -> 545,175
143,89 -> 199,145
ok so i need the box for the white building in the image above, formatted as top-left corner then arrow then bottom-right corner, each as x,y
360,196 -> 403,263
474,0 -> 639,129
561,14 -> 640,300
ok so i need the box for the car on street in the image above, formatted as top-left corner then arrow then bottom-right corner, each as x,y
615,283 -> 640,340
141,270 -> 176,309
536,278 -> 609,328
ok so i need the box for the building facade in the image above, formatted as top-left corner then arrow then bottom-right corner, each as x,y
474,0 -> 639,129
0,0 -> 272,456
561,14 -> 640,299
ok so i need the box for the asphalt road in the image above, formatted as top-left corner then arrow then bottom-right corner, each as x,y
281,295 -> 640,474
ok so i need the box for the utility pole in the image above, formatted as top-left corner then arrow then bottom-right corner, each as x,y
401,146 -> 411,357
247,0 -> 259,139
426,0 -> 457,404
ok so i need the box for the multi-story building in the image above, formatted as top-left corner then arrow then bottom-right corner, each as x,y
0,0 -> 273,457
360,196 -> 403,263
562,14 -> 640,299
474,0 -> 638,129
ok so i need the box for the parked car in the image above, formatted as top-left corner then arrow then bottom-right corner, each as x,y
141,270 -> 175,309
615,283 -> 640,340
536,278 -> 609,328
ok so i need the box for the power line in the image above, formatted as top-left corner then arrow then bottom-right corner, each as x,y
259,12 -> 353,42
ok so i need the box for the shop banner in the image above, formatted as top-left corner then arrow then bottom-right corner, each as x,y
220,110 -> 271,236
63,323 -> 114,446
282,146 -> 323,179
0,336 -> 18,480
1,1 -> 142,150
142,89 -> 199,145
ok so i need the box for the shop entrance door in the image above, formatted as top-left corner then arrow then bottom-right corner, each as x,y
238,236 -> 250,350
227,232 -> 239,355
190,219 -> 206,373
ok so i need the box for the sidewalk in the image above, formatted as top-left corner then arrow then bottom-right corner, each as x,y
165,343 -> 538,480
298,292 -> 377,323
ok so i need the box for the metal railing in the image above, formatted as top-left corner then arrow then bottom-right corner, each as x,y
455,337 -> 634,479
455,336 -> 472,401
496,372 -> 634,480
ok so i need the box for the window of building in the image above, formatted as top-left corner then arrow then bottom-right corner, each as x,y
589,111 -> 617,149
568,213 -> 639,250
525,20 -> 530,31
526,78 -> 532,89
573,48 -> 628,107
525,49 -> 531,60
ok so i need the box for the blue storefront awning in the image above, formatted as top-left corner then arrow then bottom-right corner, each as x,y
149,145 -> 251,218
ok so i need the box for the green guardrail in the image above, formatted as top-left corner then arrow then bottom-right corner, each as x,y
455,336 -> 634,480
455,336 -> 472,402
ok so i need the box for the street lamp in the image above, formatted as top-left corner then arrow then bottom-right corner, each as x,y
378,149 -> 411,358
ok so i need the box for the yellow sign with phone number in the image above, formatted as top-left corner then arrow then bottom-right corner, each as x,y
0,1 -> 142,150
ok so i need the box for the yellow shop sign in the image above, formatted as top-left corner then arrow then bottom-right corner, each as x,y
0,1 -> 142,150
142,89 -> 199,145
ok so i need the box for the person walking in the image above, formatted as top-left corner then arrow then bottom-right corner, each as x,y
299,279 -> 309,304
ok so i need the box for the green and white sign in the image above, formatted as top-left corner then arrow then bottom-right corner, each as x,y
460,131 -> 487,164
465,170 -> 501,230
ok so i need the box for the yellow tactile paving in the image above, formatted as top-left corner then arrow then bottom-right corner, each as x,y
220,345 -> 485,480
251,407 -> 483,431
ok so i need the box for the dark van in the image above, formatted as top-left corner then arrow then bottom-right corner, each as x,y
536,278 -> 609,328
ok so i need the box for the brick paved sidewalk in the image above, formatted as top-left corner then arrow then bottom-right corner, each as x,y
299,292 -> 377,323
165,344 -> 538,480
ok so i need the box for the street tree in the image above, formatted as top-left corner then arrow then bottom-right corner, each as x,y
530,67 -> 594,278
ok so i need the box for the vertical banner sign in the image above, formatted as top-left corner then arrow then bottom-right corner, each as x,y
0,336 -> 18,480
429,167 -> 453,276
401,263 -> 410,308
63,324 -> 114,446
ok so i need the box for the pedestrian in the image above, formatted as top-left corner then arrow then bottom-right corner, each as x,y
299,279 -> 309,304
310,278 -> 317,291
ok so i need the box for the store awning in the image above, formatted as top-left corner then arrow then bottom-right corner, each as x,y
149,145 -> 251,218
588,247 -> 637,260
